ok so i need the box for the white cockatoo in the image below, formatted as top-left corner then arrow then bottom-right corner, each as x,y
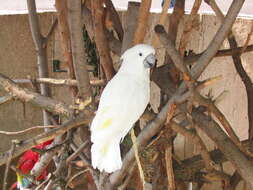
90,44 -> 156,173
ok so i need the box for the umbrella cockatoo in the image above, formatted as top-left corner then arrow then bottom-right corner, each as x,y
91,44 -> 156,173
11,140 -> 53,190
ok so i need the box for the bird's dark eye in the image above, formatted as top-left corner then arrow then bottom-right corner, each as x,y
139,53 -> 143,56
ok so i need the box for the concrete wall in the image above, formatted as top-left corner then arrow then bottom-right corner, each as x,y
0,12 -> 253,189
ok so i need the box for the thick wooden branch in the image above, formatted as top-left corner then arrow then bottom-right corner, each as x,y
92,0 -> 116,80
0,73 -> 74,117
27,0 -> 51,126
55,0 -> 78,97
121,2 -> 140,54
192,108 -> 253,187
68,0 -> 93,98
168,0 -> 185,44
0,112 -> 92,166
132,0 -> 152,44
104,0 -> 124,42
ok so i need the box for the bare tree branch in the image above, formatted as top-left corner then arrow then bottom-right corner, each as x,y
0,73 -> 74,117
68,0 -> 93,98
14,78 -> 105,87
104,0 -> 124,42
55,0 -> 78,97
185,43 -> 253,64
121,2 -> 140,54
27,0 -> 51,126
92,0 -> 116,80
132,0 -> 152,44
0,112 -> 92,166
0,125 -> 58,135
152,0 -> 172,48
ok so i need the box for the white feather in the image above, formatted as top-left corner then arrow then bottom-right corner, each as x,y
90,44 -> 155,173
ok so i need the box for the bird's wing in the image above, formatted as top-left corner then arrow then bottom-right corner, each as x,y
90,74 -> 149,142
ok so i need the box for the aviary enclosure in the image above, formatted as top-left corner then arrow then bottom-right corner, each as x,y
0,0 -> 253,189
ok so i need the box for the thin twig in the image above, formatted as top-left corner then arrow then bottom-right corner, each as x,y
130,129 -> 146,189
66,141 -> 89,164
3,142 -> 16,190
34,173 -> 52,190
0,125 -> 58,135
165,145 -> 175,190
65,169 -> 88,188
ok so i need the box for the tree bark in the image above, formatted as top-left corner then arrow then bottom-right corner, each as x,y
27,0 -> 51,126
68,0 -> 93,99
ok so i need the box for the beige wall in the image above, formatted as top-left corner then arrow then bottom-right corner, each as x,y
0,12 -> 253,189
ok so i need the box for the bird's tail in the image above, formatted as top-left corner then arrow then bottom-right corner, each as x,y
91,140 -> 122,173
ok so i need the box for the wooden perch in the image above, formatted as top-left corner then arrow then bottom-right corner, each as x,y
14,78 -> 105,87
92,0 -> 116,80
0,112 -> 92,166
68,0 -> 93,100
0,73 -> 74,117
